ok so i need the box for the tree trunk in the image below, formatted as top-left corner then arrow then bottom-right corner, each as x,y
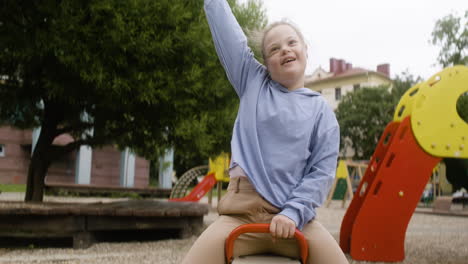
25,152 -> 51,202
24,101 -> 62,202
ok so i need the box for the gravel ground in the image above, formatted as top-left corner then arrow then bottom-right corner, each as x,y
0,193 -> 467,264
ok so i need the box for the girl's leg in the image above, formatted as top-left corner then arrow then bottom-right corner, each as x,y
269,220 -> 348,264
181,215 -> 242,264
182,176 -> 271,264
301,220 -> 349,264
182,215 -> 274,264
256,194 -> 348,264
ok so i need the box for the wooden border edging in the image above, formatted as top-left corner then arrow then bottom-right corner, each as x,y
0,200 -> 208,249
44,182 -> 171,198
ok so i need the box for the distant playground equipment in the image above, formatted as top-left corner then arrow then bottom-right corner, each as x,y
169,153 -> 230,202
326,160 -> 367,208
340,65 -> 468,262
169,165 -> 209,201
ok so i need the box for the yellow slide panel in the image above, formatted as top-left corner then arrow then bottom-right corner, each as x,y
411,66 -> 468,158
393,82 -> 423,122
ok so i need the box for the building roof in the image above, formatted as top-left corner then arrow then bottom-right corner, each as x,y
305,58 -> 392,86
306,67 -> 391,85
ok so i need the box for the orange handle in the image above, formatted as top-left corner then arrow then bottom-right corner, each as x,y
225,223 -> 308,264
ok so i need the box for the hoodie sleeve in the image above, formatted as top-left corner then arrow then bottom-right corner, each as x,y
204,0 -> 265,97
279,109 -> 340,230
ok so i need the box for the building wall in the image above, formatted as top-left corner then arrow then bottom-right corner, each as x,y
0,127 -> 31,184
90,146 -> 122,186
306,58 -> 392,111
46,151 -> 76,184
308,74 -> 369,92
0,126 -> 150,187
135,156 -> 150,188
307,73 -> 392,110
320,83 -> 357,110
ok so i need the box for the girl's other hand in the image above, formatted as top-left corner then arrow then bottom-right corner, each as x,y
269,214 -> 296,239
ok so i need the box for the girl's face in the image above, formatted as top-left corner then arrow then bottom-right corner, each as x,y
263,25 -> 307,90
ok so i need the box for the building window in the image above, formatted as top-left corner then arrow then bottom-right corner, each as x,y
335,87 -> 341,101
354,84 -> 361,92
0,144 -> 4,157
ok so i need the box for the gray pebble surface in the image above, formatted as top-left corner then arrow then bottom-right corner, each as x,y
0,193 -> 467,264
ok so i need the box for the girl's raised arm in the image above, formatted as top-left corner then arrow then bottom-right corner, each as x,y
204,0 -> 262,97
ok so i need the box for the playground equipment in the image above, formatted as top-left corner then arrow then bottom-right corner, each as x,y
169,165 -> 209,200
340,66 -> 468,262
169,153 -> 230,202
325,160 -> 354,208
225,223 -> 308,264
326,160 -> 368,208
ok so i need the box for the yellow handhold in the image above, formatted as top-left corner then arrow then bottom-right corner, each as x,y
410,66 -> 468,158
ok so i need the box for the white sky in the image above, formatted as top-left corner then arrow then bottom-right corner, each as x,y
251,0 -> 467,79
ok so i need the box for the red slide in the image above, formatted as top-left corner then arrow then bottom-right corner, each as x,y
340,117 -> 441,262
169,172 -> 217,202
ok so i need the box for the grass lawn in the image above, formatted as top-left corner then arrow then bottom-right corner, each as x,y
0,184 -> 26,192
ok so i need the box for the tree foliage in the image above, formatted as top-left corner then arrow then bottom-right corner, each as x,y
336,86 -> 394,160
335,74 -> 418,160
431,10 -> 468,67
0,0 -> 267,201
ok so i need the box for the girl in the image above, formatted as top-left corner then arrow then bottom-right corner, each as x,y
182,0 -> 348,263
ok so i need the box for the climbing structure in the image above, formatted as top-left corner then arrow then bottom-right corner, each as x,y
340,66 -> 468,262
170,153 -> 230,202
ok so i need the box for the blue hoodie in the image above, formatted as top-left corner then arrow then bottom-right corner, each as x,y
205,0 -> 340,230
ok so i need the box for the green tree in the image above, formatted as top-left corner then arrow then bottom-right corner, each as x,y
431,10 -> 468,67
0,0 -> 267,201
336,74 -> 418,160
232,0 -> 268,63
391,71 -> 422,102
336,86 -> 394,160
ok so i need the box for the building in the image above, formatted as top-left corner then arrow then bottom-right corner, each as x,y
0,126 -> 149,187
305,58 -> 393,110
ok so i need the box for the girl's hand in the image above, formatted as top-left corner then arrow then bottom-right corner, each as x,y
270,214 -> 296,239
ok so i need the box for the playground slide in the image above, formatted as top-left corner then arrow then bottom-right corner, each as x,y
340,117 -> 440,262
169,172 -> 217,202
340,66 -> 468,262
